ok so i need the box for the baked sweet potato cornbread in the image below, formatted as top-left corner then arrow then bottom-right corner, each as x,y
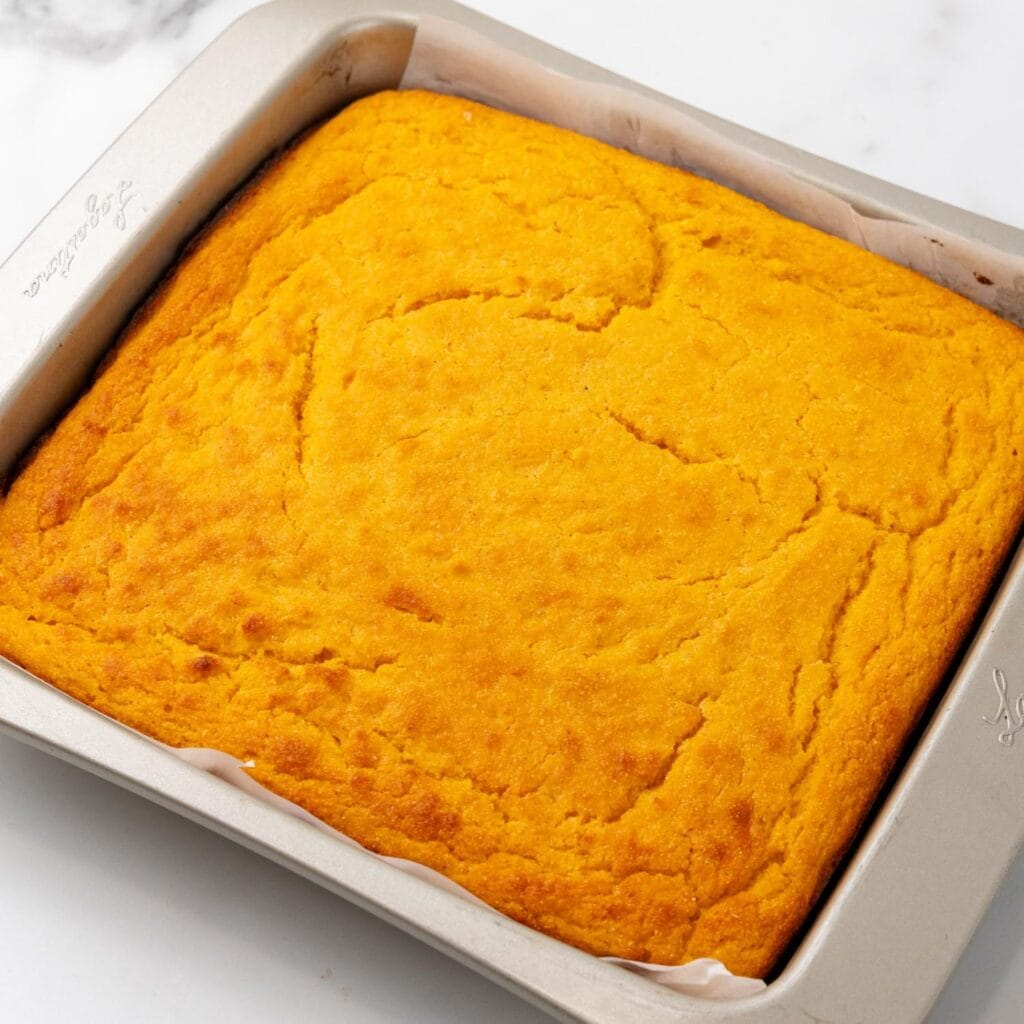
2,90 -> 1023,977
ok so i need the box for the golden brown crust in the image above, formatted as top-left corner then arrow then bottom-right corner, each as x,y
2,90 -> 1024,976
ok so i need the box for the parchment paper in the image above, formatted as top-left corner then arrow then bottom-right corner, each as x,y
119,14 -> 1024,1003
401,15 -> 1024,327
163,744 -> 765,1000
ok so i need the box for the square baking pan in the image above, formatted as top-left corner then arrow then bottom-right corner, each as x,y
2,2 -> 1024,1021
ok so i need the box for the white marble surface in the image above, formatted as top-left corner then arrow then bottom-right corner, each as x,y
1,1 -> 1023,1021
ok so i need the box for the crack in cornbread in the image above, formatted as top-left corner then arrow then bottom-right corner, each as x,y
2,90 -> 1024,976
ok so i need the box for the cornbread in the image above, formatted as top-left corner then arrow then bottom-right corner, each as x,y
2,89 -> 1024,979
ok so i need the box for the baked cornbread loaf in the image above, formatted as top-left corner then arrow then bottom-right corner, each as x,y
3,89 -> 1024,978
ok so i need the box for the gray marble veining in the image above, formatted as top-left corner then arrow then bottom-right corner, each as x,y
0,0 -> 211,60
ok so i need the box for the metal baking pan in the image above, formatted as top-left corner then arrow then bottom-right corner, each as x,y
2,2 -> 1023,1021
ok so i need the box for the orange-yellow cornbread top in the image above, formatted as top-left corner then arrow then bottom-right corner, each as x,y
2,90 -> 1024,976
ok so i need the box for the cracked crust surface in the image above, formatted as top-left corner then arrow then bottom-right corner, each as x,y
2,90 -> 1024,976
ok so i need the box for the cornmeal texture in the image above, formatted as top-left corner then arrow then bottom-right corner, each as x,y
3,90 -> 1024,977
